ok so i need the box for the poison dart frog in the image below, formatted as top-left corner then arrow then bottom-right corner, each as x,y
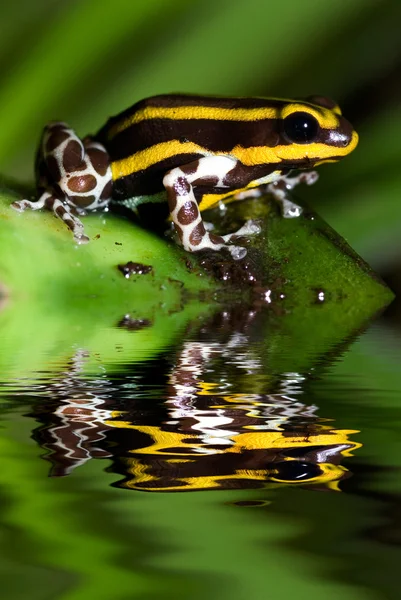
12,94 -> 358,260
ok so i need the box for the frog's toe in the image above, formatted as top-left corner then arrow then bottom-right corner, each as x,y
280,199 -> 303,219
11,199 -> 42,212
236,219 -> 261,236
222,219 -> 261,242
227,245 -> 247,260
73,233 -> 90,244
11,201 -> 25,212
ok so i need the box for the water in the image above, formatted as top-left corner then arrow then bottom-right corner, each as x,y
1,301 -> 401,600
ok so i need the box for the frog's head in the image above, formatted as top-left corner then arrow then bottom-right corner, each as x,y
277,95 -> 358,169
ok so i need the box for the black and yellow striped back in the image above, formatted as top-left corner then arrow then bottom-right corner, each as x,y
96,94 -> 356,202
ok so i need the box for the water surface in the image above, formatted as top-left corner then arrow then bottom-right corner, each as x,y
1,302 -> 400,600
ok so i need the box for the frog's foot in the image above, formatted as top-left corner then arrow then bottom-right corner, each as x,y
268,170 -> 319,199
267,170 -> 318,218
275,196 -> 303,219
12,191 -> 90,243
222,219 -> 261,241
172,214 -> 259,261
12,191 -> 48,212
180,219 -> 250,261
12,121 -> 112,242
222,220 -> 261,260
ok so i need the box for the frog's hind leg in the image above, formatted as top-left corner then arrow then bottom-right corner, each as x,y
163,156 -> 260,260
13,190 -> 90,244
12,122 -> 112,243
46,193 -> 90,243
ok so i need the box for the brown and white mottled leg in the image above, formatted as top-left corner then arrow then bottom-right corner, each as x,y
12,122 -> 112,243
13,190 -> 91,243
163,156 -> 260,260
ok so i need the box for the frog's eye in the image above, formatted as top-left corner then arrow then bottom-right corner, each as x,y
271,460 -> 322,482
283,112 -> 319,144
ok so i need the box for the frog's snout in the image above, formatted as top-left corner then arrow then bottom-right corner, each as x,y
334,116 -> 359,152
324,117 -> 358,156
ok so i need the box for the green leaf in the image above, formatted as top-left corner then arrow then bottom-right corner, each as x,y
0,187 -> 393,382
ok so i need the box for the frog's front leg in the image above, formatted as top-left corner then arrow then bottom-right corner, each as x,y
12,122 -> 112,243
163,156 -> 260,260
267,171 -> 319,218
232,170 -> 318,218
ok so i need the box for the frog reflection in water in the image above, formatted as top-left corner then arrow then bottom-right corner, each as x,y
31,311 -> 361,492
13,94 -> 358,260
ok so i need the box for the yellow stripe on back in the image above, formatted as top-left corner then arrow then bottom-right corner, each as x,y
111,140 -> 208,180
108,101 -> 342,140
108,105 -> 280,139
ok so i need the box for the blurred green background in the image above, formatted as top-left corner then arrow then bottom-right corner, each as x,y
1,5 -> 401,599
1,0 -> 400,279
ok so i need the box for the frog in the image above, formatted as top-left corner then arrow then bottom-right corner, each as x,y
12,94 -> 358,260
